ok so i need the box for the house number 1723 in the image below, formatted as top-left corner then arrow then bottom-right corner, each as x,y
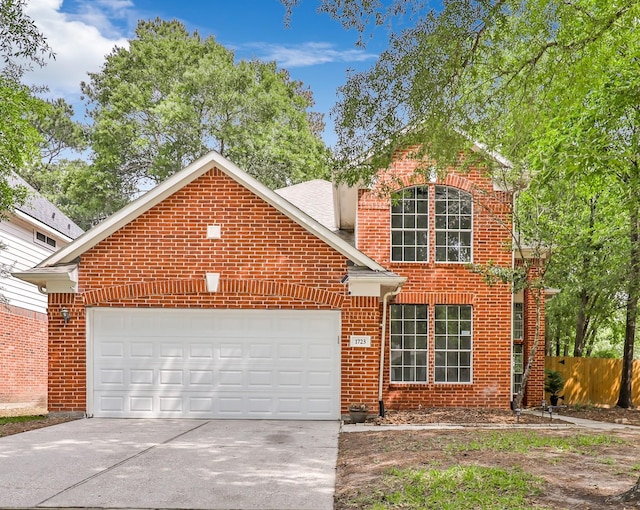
350,335 -> 371,347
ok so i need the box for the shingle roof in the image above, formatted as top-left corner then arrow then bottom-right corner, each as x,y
275,179 -> 337,231
8,173 -> 83,239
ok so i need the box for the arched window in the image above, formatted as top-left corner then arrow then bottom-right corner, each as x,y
390,185 -> 472,263
390,186 -> 429,262
434,186 -> 472,262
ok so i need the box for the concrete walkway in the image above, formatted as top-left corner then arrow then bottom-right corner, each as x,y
0,418 -> 339,510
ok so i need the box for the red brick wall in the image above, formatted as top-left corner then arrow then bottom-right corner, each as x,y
0,304 -> 47,406
357,151 -> 516,410
47,168 -> 382,414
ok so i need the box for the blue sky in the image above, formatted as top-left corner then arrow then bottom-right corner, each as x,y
23,0 -> 395,147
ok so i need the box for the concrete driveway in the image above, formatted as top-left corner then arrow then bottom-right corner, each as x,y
0,418 -> 339,509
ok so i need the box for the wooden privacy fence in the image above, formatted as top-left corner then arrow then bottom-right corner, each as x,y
546,357 -> 640,407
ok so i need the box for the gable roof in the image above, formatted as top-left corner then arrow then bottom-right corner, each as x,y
36,151 -> 387,272
8,173 -> 83,240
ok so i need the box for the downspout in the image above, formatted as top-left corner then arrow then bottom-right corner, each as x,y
378,286 -> 403,417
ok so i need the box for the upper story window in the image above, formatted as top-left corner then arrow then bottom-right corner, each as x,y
391,187 -> 429,262
435,186 -> 472,262
390,185 -> 472,263
34,231 -> 57,249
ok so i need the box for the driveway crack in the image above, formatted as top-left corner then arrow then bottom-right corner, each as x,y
36,420 -> 212,507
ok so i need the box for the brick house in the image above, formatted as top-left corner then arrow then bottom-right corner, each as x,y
1,173 -> 83,407
14,149 -> 544,419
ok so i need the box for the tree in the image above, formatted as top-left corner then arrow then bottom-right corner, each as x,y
0,0 -> 54,213
81,18 -> 330,223
283,0 -> 640,408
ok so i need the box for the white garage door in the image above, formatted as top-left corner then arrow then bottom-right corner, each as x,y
88,308 -> 341,419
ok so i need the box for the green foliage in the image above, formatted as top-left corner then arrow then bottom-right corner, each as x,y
0,0 -> 52,214
544,370 -> 565,396
362,465 -> 544,510
81,18 -> 330,218
446,430 -> 621,454
0,415 -> 45,425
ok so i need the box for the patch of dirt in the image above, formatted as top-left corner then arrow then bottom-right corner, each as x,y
337,407 -> 640,509
0,406 -> 79,438
375,406 -> 550,425
558,405 -> 640,426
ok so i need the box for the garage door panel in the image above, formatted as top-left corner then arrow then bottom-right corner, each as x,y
91,309 -> 340,419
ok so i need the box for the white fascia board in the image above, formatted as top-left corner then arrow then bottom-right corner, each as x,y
38,151 -> 386,272
11,210 -> 75,243
12,264 -> 78,293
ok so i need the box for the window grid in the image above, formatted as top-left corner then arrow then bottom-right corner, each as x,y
390,187 -> 429,262
434,186 -> 472,262
390,304 -> 428,383
434,305 -> 472,383
35,231 -> 56,248
513,344 -> 524,394
513,302 -> 524,340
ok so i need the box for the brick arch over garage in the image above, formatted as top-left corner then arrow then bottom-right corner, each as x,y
81,278 -> 346,308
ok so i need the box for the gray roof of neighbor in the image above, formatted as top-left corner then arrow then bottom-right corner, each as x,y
8,173 -> 84,239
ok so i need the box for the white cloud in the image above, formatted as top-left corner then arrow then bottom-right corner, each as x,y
22,0 -> 130,98
248,42 -> 377,68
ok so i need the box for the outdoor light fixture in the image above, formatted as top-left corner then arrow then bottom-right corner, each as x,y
61,308 -> 71,324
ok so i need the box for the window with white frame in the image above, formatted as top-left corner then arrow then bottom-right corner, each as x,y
434,186 -> 472,262
390,187 -> 429,262
434,305 -> 472,383
390,304 -> 429,382
513,302 -> 524,340
512,302 -> 524,394
512,344 -> 524,395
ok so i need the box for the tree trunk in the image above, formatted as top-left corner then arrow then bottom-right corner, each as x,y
617,204 -> 639,409
573,289 -> 589,357
607,474 -> 640,505
514,283 -> 542,410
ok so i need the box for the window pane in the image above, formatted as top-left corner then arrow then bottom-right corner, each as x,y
392,247 -> 403,261
403,215 -> 415,228
435,367 -> 445,382
416,321 -> 427,335
417,201 -> 428,214
460,215 -> 472,229
404,248 -> 416,261
389,304 -> 428,384
434,305 -> 472,384
435,321 -> 446,335
416,367 -> 427,382
436,247 -> 447,261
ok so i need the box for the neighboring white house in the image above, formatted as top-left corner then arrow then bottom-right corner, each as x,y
0,173 -> 83,406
